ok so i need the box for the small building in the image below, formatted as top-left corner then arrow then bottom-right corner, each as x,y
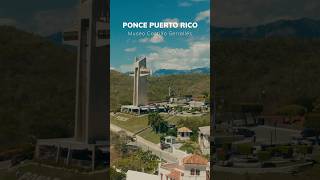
178,127 -> 193,141
188,101 -> 205,108
159,154 -> 210,180
127,154 -> 210,180
198,126 -> 210,155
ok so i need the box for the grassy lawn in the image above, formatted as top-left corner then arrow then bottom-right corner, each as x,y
111,114 -> 161,144
163,113 -> 210,127
0,164 -> 108,180
139,128 -> 161,144
110,113 -> 210,145
111,114 -> 149,133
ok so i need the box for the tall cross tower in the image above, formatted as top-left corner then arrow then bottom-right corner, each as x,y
63,0 -> 109,144
35,0 -> 109,171
131,57 -> 150,106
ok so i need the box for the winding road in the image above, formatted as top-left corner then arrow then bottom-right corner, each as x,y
110,123 -> 180,163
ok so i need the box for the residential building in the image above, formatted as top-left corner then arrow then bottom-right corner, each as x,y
178,127 -> 192,141
159,154 -> 210,180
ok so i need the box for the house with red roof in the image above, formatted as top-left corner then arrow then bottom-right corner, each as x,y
159,154 -> 210,180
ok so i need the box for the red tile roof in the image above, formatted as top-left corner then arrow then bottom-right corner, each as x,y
161,163 -> 184,171
182,154 -> 208,165
167,170 -> 181,180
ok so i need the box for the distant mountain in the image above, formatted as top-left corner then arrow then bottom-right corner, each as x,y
213,18 -> 320,39
153,67 -> 210,76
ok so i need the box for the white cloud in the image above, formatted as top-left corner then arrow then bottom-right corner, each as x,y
0,18 -> 17,26
139,38 -> 149,43
163,18 -> 180,23
124,47 -> 137,52
178,2 -> 192,7
117,40 -> 209,72
178,0 -> 208,7
195,9 -> 210,23
146,40 -> 210,70
139,34 -> 164,44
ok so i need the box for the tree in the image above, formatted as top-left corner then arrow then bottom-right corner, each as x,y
159,120 -> 169,134
166,128 -> 177,137
148,113 -> 162,133
110,167 -> 126,180
114,150 -> 159,173
277,104 -> 306,117
148,113 -> 168,134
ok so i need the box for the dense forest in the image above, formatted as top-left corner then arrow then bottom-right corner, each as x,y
0,26 -> 76,150
213,38 -> 320,114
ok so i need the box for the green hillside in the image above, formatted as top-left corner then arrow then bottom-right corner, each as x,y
110,71 -> 210,111
213,38 -> 320,113
0,26 -> 76,149
2,25 -> 320,149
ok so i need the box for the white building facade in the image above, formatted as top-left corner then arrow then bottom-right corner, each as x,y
159,154 -> 209,180
198,126 -> 210,155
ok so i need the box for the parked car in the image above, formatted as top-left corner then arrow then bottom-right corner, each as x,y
160,143 -> 171,150
130,135 -> 137,142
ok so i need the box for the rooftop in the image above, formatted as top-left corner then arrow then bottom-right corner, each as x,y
178,127 -> 192,133
182,154 -> 208,165
161,163 -> 184,171
167,170 -> 181,180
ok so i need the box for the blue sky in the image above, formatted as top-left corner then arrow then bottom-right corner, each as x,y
110,0 -> 210,72
0,0 -> 78,35
1,0 -> 320,35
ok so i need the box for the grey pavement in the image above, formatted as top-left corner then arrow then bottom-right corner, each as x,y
110,123 -> 179,163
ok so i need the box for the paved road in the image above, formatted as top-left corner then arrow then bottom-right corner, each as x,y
110,123 -> 180,163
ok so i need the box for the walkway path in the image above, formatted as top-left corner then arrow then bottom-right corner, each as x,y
110,123 -> 180,163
